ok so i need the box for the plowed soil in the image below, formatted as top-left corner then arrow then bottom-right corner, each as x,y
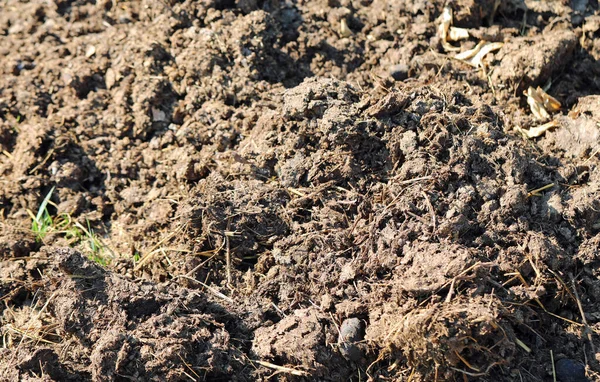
1,1 -> 600,381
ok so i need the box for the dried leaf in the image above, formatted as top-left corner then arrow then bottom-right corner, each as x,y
537,86 -> 561,112
469,42 -> 503,67
526,87 -> 549,120
454,41 -> 503,68
514,120 -> 560,139
448,27 -> 470,41
438,7 -> 460,52
525,87 -> 560,120
454,41 -> 486,61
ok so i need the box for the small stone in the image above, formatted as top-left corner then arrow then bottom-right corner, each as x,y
152,107 -> 167,122
389,63 -> 409,81
572,0 -> 588,13
85,45 -> 96,58
555,358 -> 589,382
105,68 -> 116,89
338,318 -> 364,362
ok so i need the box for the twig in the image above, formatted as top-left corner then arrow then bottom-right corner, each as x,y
547,269 -> 577,304
272,302 -> 287,318
454,350 -> 480,372
515,338 -> 531,353
5,325 -> 59,345
527,183 -> 555,197
551,350 -> 556,382
175,276 -> 233,303
8,289 -> 59,366
571,274 -> 595,353
134,224 -> 185,271
505,270 -> 586,327
390,174 -> 434,183
225,218 -> 232,286
177,353 -> 201,381
450,361 -> 500,377
184,253 -> 218,278
421,190 -> 436,230
445,277 -> 457,303
28,148 -> 55,175
439,262 -> 496,299
255,360 -> 308,376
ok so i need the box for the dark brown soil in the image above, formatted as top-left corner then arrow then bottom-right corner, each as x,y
1,0 -> 600,381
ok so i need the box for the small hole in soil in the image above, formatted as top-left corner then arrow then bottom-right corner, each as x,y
263,309 -> 283,324
238,257 -> 258,272
55,2 -> 71,16
213,0 -> 236,10
8,287 -> 29,306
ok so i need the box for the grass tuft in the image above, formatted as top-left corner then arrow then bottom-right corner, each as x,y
28,186 -> 112,266
27,186 -> 56,240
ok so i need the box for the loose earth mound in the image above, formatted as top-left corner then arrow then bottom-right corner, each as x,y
1,1 -> 600,381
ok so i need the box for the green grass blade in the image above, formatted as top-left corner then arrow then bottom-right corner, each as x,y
36,186 -> 55,224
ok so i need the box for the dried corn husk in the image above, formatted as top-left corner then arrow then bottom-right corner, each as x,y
514,120 -> 560,139
455,41 -> 503,68
448,27 -> 470,41
525,86 -> 561,120
438,7 -> 460,52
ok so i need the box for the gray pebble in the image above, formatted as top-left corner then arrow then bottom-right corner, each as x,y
338,318 -> 364,362
555,358 -> 589,382
572,0 -> 588,13
389,63 -> 409,81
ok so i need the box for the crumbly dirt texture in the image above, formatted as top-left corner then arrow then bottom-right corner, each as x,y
1,0 -> 600,381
